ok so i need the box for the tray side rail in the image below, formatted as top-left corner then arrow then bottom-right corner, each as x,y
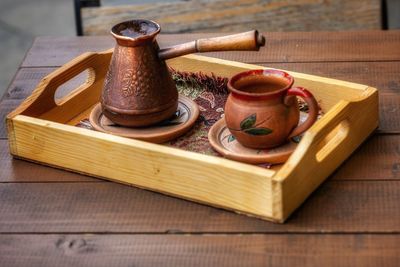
272,87 -> 379,222
6,50 -> 113,154
9,115 -> 276,220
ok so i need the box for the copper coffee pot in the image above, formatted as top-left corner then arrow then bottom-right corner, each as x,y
101,19 -> 265,127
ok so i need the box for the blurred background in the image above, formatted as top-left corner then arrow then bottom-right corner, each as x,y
0,0 -> 399,96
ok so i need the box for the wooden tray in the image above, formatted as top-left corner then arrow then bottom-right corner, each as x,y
6,50 -> 378,223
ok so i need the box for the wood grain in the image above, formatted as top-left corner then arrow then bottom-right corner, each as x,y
0,67 -> 398,184
0,234 -> 399,267
6,53 -> 379,222
2,74 -> 398,140
6,62 -> 400,99
260,61 -> 400,95
159,30 -> 265,59
4,62 -> 394,151
1,68 -> 55,101
379,94 -> 400,133
82,0 -> 381,35
333,135 -> 400,180
0,140 -> 97,183
275,88 -> 378,220
0,94 -> 400,139
0,134 -> 399,182
2,67 -> 89,101
0,32 -> 399,264
22,32 -> 400,67
0,65 -> 98,139
0,181 -> 399,233
10,114 -> 277,221
0,99 -> 21,139
7,61 -> 400,102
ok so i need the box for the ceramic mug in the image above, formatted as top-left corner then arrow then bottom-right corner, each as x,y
224,69 -> 319,149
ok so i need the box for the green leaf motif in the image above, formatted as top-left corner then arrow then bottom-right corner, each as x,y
240,114 -> 256,130
244,127 -> 273,136
227,134 -> 236,143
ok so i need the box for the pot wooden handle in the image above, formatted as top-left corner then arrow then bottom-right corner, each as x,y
158,30 -> 265,60
197,30 -> 265,52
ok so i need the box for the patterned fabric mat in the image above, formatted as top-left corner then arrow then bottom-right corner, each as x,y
77,70 -> 322,162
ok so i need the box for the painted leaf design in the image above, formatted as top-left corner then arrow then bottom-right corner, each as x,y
240,114 -> 256,130
244,127 -> 273,136
227,134 -> 236,143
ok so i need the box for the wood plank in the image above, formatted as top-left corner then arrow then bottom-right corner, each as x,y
0,181 -> 399,233
0,135 -> 398,182
6,62 -> 400,101
82,0 -> 381,35
0,234 -> 398,267
0,62 -> 398,143
2,67 -> 90,101
0,65 -> 397,183
0,67 -> 92,138
333,135 -> 400,180
6,63 -> 398,103
1,68 -> 55,100
22,31 -> 400,67
1,49 -> 381,223
0,140 -> 97,182
1,33 -> 398,264
3,62 -> 400,104
10,115 -> 276,221
264,64 -> 400,134
1,93 -> 398,140
260,61 -> 400,95
379,94 -> 400,133
0,99 -> 21,140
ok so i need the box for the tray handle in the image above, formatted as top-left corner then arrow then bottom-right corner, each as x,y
274,88 -> 378,221
9,49 -> 113,118
277,101 -> 353,176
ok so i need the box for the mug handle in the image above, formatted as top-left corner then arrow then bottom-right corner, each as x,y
285,87 -> 319,138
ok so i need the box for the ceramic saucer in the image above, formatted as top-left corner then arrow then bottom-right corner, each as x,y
208,118 -> 298,164
89,95 -> 199,143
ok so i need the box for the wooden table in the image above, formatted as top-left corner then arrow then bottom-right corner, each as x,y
1,31 -> 399,266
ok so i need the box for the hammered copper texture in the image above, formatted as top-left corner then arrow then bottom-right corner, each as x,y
101,42 -> 178,118
101,20 -> 178,127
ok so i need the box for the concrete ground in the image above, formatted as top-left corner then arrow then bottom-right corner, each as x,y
0,0 -> 399,97
0,0 -> 75,96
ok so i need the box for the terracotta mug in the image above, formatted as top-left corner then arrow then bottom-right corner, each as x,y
224,69 -> 319,149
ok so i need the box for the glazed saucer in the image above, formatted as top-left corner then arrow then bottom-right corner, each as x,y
208,118 -> 298,164
89,95 -> 199,143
